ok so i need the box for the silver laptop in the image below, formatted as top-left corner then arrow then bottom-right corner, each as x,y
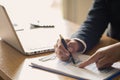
0,5 -> 58,55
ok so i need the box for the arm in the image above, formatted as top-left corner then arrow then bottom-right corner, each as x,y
71,0 -> 110,52
54,0 -> 110,61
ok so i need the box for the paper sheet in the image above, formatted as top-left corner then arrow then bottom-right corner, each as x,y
30,54 -> 120,80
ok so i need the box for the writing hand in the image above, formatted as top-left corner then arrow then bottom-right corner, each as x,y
54,39 -> 81,61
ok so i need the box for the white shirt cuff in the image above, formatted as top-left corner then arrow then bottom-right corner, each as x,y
72,38 -> 87,54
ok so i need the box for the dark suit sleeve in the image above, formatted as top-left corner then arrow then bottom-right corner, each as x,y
71,0 -> 110,52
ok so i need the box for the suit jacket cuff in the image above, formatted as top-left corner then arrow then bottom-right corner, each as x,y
72,38 -> 87,54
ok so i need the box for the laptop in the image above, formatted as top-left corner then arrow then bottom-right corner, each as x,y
0,5 -> 58,55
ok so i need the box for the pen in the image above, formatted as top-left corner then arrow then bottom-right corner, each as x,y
59,34 -> 75,64
30,24 -> 54,29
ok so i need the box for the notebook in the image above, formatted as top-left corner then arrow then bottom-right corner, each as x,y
30,53 -> 120,80
0,5 -> 58,55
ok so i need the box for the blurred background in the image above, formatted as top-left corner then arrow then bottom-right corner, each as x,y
0,0 -> 92,25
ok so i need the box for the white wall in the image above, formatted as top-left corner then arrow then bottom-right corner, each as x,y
62,0 -> 93,25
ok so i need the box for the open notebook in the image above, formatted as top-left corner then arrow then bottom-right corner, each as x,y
30,53 -> 120,80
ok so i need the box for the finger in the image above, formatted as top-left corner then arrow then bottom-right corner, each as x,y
79,52 -> 102,68
79,60 -> 94,68
56,48 -> 69,61
58,38 -> 71,56
65,39 -> 70,43
54,44 -> 57,49
55,38 -> 71,61
55,41 -> 70,57
79,58 -> 96,68
59,54 -> 69,61
56,44 -> 68,56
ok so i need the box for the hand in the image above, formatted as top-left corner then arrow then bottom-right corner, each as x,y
79,42 -> 120,69
54,39 -> 81,61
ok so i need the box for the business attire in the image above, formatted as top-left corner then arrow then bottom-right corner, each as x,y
71,0 -> 120,52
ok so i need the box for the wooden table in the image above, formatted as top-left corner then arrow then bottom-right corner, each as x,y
0,20 -> 119,80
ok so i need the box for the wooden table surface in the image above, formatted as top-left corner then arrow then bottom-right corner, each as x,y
0,20 -> 119,80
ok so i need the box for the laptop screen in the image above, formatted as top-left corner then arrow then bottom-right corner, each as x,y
0,5 -> 24,53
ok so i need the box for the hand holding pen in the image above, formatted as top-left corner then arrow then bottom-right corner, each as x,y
54,34 -> 82,64
59,35 -> 75,64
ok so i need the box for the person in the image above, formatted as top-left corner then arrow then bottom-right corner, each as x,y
54,0 -> 120,69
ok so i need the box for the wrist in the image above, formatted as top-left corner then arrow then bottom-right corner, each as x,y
72,38 -> 87,53
76,40 -> 85,52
